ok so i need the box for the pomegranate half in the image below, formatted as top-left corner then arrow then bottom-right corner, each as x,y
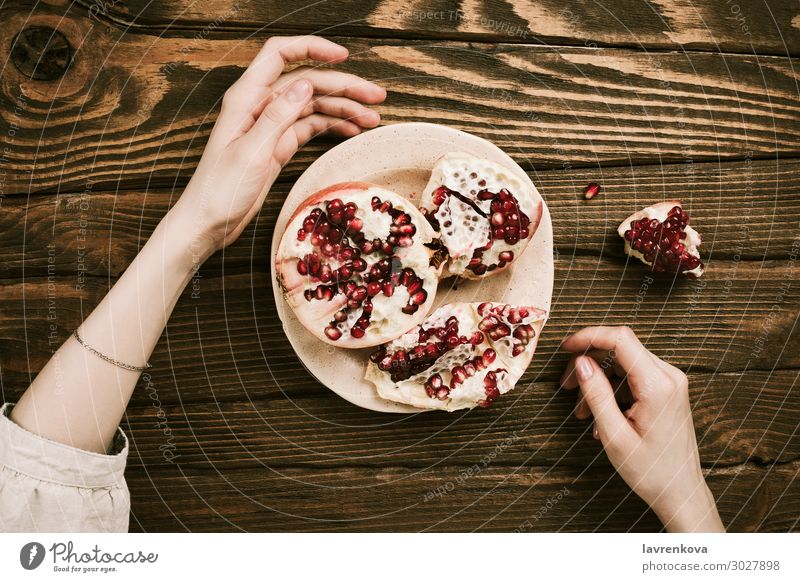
366,302 -> 547,411
618,200 -> 704,278
419,152 -> 543,279
276,182 -> 440,348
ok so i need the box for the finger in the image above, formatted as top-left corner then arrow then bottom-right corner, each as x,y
240,79 -> 313,151
217,37 -> 348,136
273,113 -> 363,167
574,375 -> 632,420
561,326 -> 658,390
561,350 -> 623,389
573,355 -> 638,452
274,67 -> 387,104
240,36 -> 348,90
305,96 -> 381,128
575,394 -> 591,420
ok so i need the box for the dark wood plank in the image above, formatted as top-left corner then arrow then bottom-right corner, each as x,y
75,0 -> 800,57
2,5 -> 799,194
112,367 -> 800,471
2,257 -> 797,405
125,460 -> 800,532
3,157 -> 799,280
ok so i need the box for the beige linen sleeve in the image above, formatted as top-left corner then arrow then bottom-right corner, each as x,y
0,403 -> 130,532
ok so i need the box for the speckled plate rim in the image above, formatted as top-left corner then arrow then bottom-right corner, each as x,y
270,122 -> 554,413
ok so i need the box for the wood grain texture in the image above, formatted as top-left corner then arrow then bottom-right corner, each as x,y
3,0 -> 799,534
124,460 -> 800,532
111,368 -> 800,471
2,4 -> 799,194
75,0 -> 800,57
2,157 -> 800,279
2,257 -> 797,403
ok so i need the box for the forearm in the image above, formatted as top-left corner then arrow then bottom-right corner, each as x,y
11,211 -> 209,453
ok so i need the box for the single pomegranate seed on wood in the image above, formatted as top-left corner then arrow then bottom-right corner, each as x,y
583,182 -> 601,200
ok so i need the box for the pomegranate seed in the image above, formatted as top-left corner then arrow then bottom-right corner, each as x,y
482,349 -> 496,367
324,326 -> 341,340
491,212 -> 505,226
382,282 -> 394,297
319,265 -> 332,283
583,182 -> 601,199
478,316 -> 498,332
334,310 -> 347,322
410,290 -> 427,305
488,323 -> 511,340
296,259 -> 308,275
513,324 -> 534,343
350,326 -> 365,338
406,278 -> 423,294
346,218 -> 363,232
499,250 -> 514,263
367,282 -> 381,296
469,331 -> 484,345
351,259 -> 367,272
451,366 -> 467,385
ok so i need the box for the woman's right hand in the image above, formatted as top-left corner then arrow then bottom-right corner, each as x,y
560,326 -> 725,532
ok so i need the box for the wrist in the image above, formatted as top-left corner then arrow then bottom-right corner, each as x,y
653,481 -> 724,533
150,210 -> 216,276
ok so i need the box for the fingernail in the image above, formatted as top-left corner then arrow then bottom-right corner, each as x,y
592,425 -> 600,439
576,356 -> 594,381
287,80 -> 311,102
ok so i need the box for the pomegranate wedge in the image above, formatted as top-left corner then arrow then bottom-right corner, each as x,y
366,302 -> 547,411
277,182 -> 440,348
419,152 -> 543,279
618,201 -> 704,278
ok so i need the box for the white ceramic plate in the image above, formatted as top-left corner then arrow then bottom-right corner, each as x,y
270,122 -> 554,413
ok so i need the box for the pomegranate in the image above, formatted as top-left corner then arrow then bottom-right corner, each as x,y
419,152 -> 543,279
618,201 -> 704,278
365,302 -> 547,411
276,182 -> 441,348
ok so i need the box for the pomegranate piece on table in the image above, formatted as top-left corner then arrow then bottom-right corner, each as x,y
618,200 -> 704,278
366,302 -> 547,411
419,152 -> 543,279
276,182 -> 441,348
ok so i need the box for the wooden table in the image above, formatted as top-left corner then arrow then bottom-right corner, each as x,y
1,1 -> 798,532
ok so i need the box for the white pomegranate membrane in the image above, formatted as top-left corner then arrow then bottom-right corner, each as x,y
365,302 -> 547,411
276,183 -> 440,348
618,201 -> 704,278
419,152 -> 543,279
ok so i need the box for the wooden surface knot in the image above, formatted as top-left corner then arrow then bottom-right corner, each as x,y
11,26 -> 72,81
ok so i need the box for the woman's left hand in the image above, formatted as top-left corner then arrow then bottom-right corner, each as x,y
168,35 -> 386,259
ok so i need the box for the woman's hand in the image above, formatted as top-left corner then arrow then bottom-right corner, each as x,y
168,35 -> 386,260
560,326 -> 724,532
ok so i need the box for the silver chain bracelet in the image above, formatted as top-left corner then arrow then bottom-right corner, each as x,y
73,329 -> 152,372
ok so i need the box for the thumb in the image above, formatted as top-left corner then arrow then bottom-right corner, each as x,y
242,79 -> 312,150
574,355 -> 638,454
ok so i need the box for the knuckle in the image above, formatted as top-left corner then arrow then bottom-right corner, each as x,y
673,372 -> 689,393
265,36 -> 283,50
583,386 -> 610,409
616,325 -> 637,344
221,87 -> 241,108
